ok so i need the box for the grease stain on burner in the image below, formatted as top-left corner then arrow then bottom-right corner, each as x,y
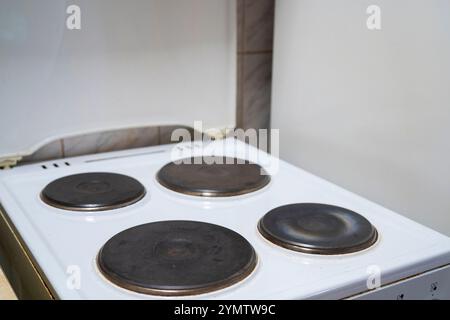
75,180 -> 112,194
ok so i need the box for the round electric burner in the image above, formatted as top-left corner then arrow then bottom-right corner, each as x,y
258,203 -> 378,255
97,221 -> 257,296
41,172 -> 146,211
156,156 -> 270,197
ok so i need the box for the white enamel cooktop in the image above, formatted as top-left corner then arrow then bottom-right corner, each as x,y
0,138 -> 449,299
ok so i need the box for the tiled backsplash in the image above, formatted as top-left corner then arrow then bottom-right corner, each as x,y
21,126 -> 194,164
21,1 -> 275,164
237,0 -> 275,131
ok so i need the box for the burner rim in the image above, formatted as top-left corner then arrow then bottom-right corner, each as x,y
40,172 -> 146,212
40,190 -> 146,212
156,157 -> 271,198
97,249 -> 258,297
97,220 -> 258,296
258,203 -> 379,255
156,174 -> 270,198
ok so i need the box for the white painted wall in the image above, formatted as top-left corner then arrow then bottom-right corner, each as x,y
272,0 -> 450,235
0,0 -> 236,160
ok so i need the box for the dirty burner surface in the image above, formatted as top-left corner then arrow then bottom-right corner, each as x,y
41,172 -> 146,211
97,221 -> 257,296
258,203 -> 378,255
156,156 -> 270,197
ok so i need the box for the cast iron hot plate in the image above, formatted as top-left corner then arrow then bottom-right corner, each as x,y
156,156 -> 270,197
41,172 -> 146,211
97,221 -> 257,296
258,203 -> 378,255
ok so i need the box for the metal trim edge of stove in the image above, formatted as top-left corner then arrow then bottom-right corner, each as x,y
347,264 -> 450,300
0,204 -> 56,300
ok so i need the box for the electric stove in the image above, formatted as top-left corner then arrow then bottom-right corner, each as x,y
0,138 -> 449,299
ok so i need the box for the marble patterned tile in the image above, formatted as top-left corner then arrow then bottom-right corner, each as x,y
243,0 -> 275,52
240,53 -> 273,130
63,127 -> 160,158
21,140 -> 63,164
237,0 -> 275,132
237,52 -> 245,127
159,125 -> 197,145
